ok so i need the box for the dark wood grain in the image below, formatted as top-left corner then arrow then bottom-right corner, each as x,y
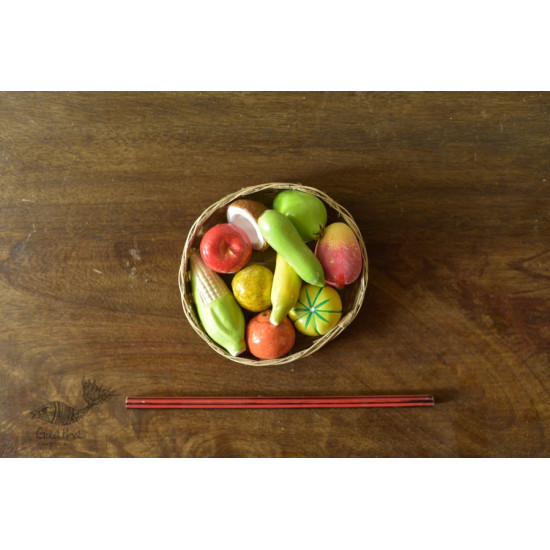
1,91 -> 549,457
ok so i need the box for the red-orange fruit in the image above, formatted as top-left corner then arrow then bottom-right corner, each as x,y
246,310 -> 295,359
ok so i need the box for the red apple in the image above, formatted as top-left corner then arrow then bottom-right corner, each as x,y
247,310 -> 295,359
200,223 -> 252,273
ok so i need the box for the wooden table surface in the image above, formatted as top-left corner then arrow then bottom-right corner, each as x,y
1,91 -> 549,458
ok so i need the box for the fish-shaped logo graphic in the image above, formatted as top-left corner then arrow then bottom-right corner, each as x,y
31,378 -> 116,425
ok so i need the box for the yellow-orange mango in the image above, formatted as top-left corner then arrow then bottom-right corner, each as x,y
314,223 -> 362,288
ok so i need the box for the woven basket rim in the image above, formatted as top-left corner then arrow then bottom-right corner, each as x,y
178,182 -> 368,365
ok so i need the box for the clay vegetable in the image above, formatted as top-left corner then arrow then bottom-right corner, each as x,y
189,250 -> 246,356
273,190 -> 327,242
258,209 -> 325,287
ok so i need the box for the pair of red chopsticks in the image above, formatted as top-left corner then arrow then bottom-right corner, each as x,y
126,394 -> 434,409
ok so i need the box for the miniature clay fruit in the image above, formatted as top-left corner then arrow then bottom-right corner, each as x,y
289,284 -> 342,336
270,254 -> 302,326
314,222 -> 362,288
258,209 -> 325,287
226,199 -> 269,251
273,190 -> 327,242
231,265 -> 273,312
246,310 -> 295,359
200,223 -> 252,274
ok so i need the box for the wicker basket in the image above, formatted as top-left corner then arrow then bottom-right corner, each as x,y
178,183 -> 368,365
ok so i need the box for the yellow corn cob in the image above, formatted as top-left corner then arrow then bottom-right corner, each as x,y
189,250 -> 246,356
270,253 -> 302,326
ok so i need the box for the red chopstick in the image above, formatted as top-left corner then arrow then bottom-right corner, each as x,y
126,394 -> 434,409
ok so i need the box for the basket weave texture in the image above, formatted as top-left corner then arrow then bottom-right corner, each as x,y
178,183 -> 368,365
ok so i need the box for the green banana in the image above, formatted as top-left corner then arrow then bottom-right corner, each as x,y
189,250 -> 246,356
270,254 -> 302,326
258,209 -> 325,287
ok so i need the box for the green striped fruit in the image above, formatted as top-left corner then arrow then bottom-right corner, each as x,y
258,209 -> 325,287
288,284 -> 342,336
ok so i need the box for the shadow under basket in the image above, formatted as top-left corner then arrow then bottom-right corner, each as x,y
178,183 -> 369,366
